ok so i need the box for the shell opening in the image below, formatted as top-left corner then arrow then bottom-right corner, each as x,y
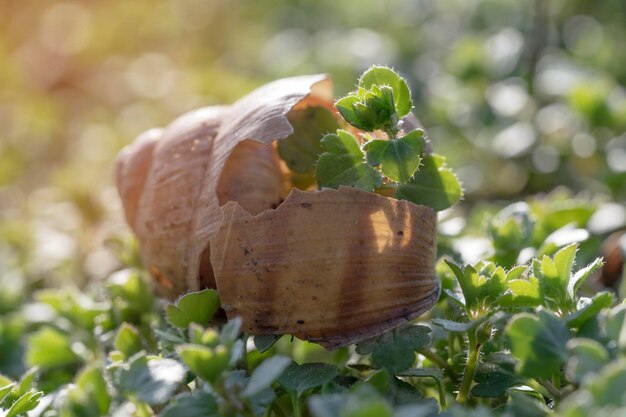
216,139 -> 285,216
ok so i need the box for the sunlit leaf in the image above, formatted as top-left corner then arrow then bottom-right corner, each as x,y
160,392 -> 219,417
278,107 -> 339,173
395,154 -> 462,211
358,66 -> 413,118
241,355 -> 291,398
316,130 -> 382,191
363,130 -> 425,183
114,353 -> 185,405
507,310 -> 570,379
166,289 -> 220,329
278,362 -> 338,397
176,344 -> 230,383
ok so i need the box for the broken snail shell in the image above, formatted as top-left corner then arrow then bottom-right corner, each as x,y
115,74 -> 440,349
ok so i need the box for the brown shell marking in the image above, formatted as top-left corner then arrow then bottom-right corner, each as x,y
116,75 -> 331,298
210,186 -> 439,349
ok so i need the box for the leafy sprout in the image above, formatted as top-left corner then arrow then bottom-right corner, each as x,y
316,66 -> 463,211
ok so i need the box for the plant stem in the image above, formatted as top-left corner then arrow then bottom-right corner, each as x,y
456,330 -> 480,404
291,394 -> 302,417
241,334 -> 250,371
436,377 -> 448,410
541,379 -> 561,401
526,379 -> 552,399
419,349 -> 453,374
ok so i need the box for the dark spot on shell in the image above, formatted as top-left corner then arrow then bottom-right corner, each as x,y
397,230 -> 404,236
297,320 -> 305,324
243,247 -> 250,255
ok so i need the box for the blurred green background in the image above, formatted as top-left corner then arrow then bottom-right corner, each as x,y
1,0 -> 625,288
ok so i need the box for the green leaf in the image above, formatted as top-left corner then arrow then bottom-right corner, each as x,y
16,367 -> 37,397
309,386 -> 394,417
565,338 -> 610,383
506,310 -> 570,379
336,85 -> 397,133
585,359 -> 626,407
554,243 -> 578,286
107,269 -> 154,314
568,258 -> 604,299
76,366 -> 111,415
278,107 -> 339,173
358,66 -> 413,118
504,392 -> 551,417
241,355 -> 291,398
0,382 -> 15,405
335,94 -> 366,129
445,261 -> 479,311
432,316 -> 489,333
471,353 -> 523,398
532,244 -> 580,312
357,325 -> 431,374
606,304 -> 626,349
385,376 -> 431,407
176,344 -> 231,383
189,323 -> 218,347
565,292 -> 614,329
278,362 -> 339,397
363,130 -> 425,183
507,265 -> 527,280
6,390 -> 43,417
253,334 -> 281,353
114,353 -> 186,405
115,323 -> 142,359
220,317 -> 242,346
316,130 -> 382,191
395,154 -> 462,211
25,327 -> 79,370
445,261 -> 508,314
488,203 -> 534,268
166,289 -> 220,329
497,276 -> 542,308
160,392 -> 219,417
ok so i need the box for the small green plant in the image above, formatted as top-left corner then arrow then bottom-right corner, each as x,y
318,66 -> 463,211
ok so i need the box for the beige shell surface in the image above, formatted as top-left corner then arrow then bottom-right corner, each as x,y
116,75 -> 331,298
210,187 -> 439,349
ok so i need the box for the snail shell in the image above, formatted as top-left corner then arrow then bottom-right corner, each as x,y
212,186 -> 438,349
116,74 -> 439,348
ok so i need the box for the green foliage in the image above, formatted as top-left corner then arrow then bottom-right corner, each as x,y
25,327 -> 80,370
160,392 -> 219,417
394,154 -> 463,211
114,323 -> 142,359
166,289 -> 220,328
506,310 -> 571,379
240,355 -> 291,398
278,362 -> 339,397
1,230 -> 624,416
364,130 -> 425,183
316,130 -> 382,191
315,66 -> 462,211
112,352 -> 186,405
278,107 -> 340,175
177,344 -> 231,383
356,325 -> 431,374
